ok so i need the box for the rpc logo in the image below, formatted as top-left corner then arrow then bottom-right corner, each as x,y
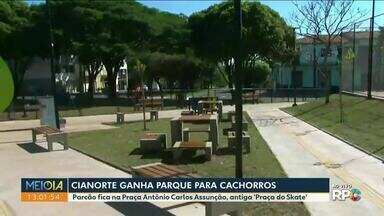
332,188 -> 361,201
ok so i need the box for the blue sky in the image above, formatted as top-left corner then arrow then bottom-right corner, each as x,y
139,0 -> 384,28
26,0 -> 384,28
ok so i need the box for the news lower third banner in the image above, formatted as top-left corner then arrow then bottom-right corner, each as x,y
21,178 -> 329,202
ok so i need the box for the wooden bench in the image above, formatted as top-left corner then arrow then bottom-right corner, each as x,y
139,133 -> 166,153
131,162 -> 195,178
134,99 -> 163,111
242,91 -> 259,104
182,127 -> 210,142
172,140 -> 212,162
24,104 -> 40,118
181,110 -> 195,116
131,162 -> 243,216
149,110 -> 159,121
32,126 -> 68,151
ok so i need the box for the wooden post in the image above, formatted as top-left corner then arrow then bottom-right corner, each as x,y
141,72 -> 147,131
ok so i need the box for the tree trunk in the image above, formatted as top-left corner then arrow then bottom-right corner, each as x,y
324,70 -> 330,104
155,79 -> 164,100
88,74 -> 95,101
78,66 -> 85,93
105,65 -> 117,99
323,41 -> 331,104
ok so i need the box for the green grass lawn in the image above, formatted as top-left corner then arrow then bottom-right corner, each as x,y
282,94 -> 384,159
68,113 -> 309,215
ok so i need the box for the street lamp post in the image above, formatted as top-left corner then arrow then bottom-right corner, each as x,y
367,0 -> 375,99
47,0 -> 60,129
339,32 -> 344,123
292,27 -> 298,107
234,0 -> 243,178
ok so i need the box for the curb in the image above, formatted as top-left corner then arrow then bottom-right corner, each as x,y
281,109 -> 384,163
68,145 -> 134,175
0,200 -> 13,216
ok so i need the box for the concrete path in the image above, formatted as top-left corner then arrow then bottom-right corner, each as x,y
0,109 -> 188,134
245,103 -> 384,216
2,103 -> 384,215
0,108 -> 207,216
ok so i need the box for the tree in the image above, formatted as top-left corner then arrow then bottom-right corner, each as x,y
97,2 -> 150,98
292,0 -> 365,103
134,59 -> 147,130
142,52 -> 208,99
189,1 -> 294,92
242,58 -> 271,88
70,5 -> 104,101
0,0 -> 35,95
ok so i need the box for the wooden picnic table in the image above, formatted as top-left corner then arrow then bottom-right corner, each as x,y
171,115 -> 219,153
180,115 -> 212,124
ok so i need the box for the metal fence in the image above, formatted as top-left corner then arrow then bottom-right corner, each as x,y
341,13 -> 384,99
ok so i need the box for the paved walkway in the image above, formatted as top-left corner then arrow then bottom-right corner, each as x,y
0,108 -> 205,216
1,104 -> 384,215
245,104 -> 384,216
0,109 -> 188,133
343,91 -> 384,100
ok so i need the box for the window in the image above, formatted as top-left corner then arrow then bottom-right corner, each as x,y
320,48 -> 332,57
337,46 -> 342,59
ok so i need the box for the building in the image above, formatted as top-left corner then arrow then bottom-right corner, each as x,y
274,36 -> 342,89
274,31 -> 383,91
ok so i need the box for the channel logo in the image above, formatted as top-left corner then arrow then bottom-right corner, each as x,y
21,178 -> 68,202
349,188 -> 362,201
332,187 -> 362,202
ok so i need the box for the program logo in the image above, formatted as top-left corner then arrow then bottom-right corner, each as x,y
21,178 -> 68,202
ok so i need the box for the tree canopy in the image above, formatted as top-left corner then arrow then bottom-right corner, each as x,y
189,1 -> 294,63
1,0 -> 294,100
188,1 -> 294,88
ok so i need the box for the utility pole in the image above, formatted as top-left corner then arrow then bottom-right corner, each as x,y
339,32 -> 344,123
234,0 -> 243,178
367,0 -> 375,99
313,38 -> 317,88
47,0 -> 60,129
